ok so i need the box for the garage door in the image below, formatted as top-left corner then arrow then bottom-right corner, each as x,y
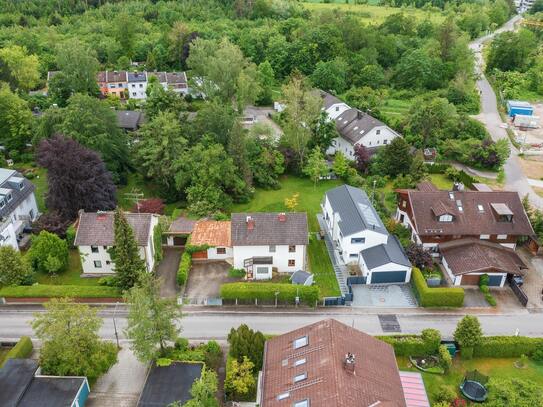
173,236 -> 186,246
461,274 -> 480,285
371,271 -> 407,284
192,250 -> 208,259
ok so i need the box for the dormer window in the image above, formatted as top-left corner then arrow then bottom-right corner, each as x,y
6,193 -> 12,202
19,182 -> 24,190
0,199 -> 4,209
439,214 -> 453,222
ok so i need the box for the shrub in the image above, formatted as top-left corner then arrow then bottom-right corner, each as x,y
473,336 -> 543,358
220,282 -> 320,306
1,336 -> 33,367
28,231 -> 69,274
174,337 -> 189,352
438,344 -> 452,373
153,222 -> 163,264
454,315 -> 483,360
228,324 -> 265,370
225,356 -> 256,402
435,385 -> 457,403
377,331 -> 441,356
421,329 -> 441,350
65,224 -> 76,248
0,246 -> 33,286
532,342 -> 543,361
484,293 -> 497,306
480,284 -> 489,294
0,284 -> 122,298
204,340 -> 223,371
479,274 -> 489,287
228,268 -> 246,278
412,268 -> 464,307
177,252 -> 192,286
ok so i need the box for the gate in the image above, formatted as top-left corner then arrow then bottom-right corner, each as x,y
509,279 -> 528,307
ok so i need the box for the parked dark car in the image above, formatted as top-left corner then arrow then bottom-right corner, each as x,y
512,275 -> 524,287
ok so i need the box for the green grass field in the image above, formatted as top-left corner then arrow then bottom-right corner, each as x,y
397,356 -> 543,404
34,250 -> 100,286
308,238 -> 341,297
302,2 -> 445,24
0,348 -> 9,367
380,98 -> 412,121
428,174 -> 453,190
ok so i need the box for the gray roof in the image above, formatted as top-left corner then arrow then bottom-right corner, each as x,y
320,90 -> 343,110
335,108 -> 389,145
127,72 -> 147,83
231,213 -> 308,246
168,216 -> 197,234
325,185 -> 386,236
0,359 -> 86,407
360,236 -> 411,270
0,169 -> 36,221
147,71 -> 167,83
74,211 -> 154,246
290,269 -> 312,284
166,72 -> 187,85
116,110 -> 145,130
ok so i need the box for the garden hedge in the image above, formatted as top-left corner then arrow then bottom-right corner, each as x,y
0,284 -> 121,298
412,268 -> 464,307
473,336 -> 543,358
1,336 -> 33,367
177,252 -> 192,286
377,329 -> 441,356
220,283 -> 320,306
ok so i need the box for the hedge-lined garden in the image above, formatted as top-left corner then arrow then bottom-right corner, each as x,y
177,252 -> 192,286
411,268 -> 464,307
377,329 -> 441,356
0,284 -> 121,298
220,282 -> 320,306
0,336 -> 33,367
473,336 -> 543,358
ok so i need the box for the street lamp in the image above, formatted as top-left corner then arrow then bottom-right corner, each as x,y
113,301 -> 120,349
274,291 -> 280,308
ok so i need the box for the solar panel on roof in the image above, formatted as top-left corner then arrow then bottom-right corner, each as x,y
359,203 -> 381,228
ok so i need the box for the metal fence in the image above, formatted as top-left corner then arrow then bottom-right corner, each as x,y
509,279 -> 528,307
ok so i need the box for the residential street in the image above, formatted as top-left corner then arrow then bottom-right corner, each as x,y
1,308 -> 542,341
470,15 -> 543,209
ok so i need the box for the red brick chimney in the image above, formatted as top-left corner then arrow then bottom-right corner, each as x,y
343,353 -> 356,374
278,212 -> 287,222
246,215 -> 255,231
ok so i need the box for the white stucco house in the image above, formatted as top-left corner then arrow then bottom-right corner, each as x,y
320,91 -> 402,158
231,213 -> 309,280
0,168 -> 39,251
74,211 -> 159,275
127,71 -> 148,99
322,185 -> 411,284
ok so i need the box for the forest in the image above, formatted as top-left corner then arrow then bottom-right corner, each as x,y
0,0 -> 522,221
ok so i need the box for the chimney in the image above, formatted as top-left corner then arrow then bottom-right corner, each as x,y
246,215 -> 255,231
97,210 -> 108,221
343,353 -> 356,374
357,110 -> 363,120
278,213 -> 287,222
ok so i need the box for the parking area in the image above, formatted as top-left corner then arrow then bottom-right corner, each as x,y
183,261 -> 236,302
155,247 -> 181,298
517,249 -> 543,309
350,284 -> 417,307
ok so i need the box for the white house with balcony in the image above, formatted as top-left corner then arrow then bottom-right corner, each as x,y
322,185 -> 411,284
74,211 -> 159,275
0,168 -> 39,250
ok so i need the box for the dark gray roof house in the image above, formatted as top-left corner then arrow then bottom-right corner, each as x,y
361,235 -> 411,270
116,110 -> 145,131
0,359 -> 90,407
324,185 -> 387,236
0,168 -> 36,222
231,212 -> 309,246
335,108 -> 390,144
127,71 -> 147,83
320,90 -> 344,110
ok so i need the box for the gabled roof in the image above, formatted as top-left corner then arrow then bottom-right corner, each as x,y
231,213 -> 308,246
166,72 -> 187,85
335,108 -> 389,144
116,110 -> 145,130
74,211 -> 155,247
127,72 -> 147,82
0,168 -> 36,220
190,220 -> 231,247
320,90 -> 344,110
147,71 -> 167,83
325,185 -> 387,236
97,71 -> 127,83
260,319 -> 406,407
440,238 -> 528,276
404,188 -> 534,237
168,216 -> 197,234
360,235 -> 411,270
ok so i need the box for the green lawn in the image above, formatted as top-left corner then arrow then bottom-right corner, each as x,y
230,175 -> 343,233
34,250 -> 100,286
308,238 -> 341,297
380,98 -> 413,121
428,174 -> 453,190
302,2 -> 445,24
397,356 -> 543,404
0,348 -> 9,367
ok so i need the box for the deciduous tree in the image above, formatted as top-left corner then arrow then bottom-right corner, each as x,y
0,45 -> 40,91
0,246 -> 33,286
32,298 -> 118,381
303,146 -> 329,187
0,83 -> 33,155
37,136 -> 117,221
405,244 -> 433,270
55,39 -> 100,98
453,315 -> 483,359
183,369 -> 219,407
224,356 -> 256,401
376,137 -> 413,177
28,231 -> 69,275
354,144 -> 371,174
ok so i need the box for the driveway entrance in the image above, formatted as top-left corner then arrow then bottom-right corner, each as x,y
155,247 -> 181,298
350,284 -> 417,307
184,261 -> 236,304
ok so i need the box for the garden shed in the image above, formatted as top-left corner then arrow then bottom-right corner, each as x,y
507,100 -> 533,117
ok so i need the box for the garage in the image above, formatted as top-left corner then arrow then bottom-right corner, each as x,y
370,270 -> 407,284
460,274 -> 481,286
172,236 -> 187,246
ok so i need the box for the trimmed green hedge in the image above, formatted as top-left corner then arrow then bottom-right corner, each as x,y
220,283 -> 320,306
177,252 -> 192,286
0,284 -> 122,298
412,268 -> 464,307
1,336 -> 33,367
377,329 -> 441,356
473,336 -> 543,358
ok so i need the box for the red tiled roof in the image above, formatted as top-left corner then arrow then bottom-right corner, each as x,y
260,319 -> 406,407
190,220 -> 231,247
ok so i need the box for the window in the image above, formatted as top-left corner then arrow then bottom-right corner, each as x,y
216,247 -> 226,255
277,392 -> 290,401
288,259 -> 295,267
349,253 -> 358,259
497,234 -> 507,240
132,92 -> 137,96
94,260 -> 102,268
383,139 -> 388,144
269,245 -> 276,253
402,200 -> 407,208
91,246 -> 99,253
376,129 -> 381,135
351,237 -> 365,244
335,106 -> 339,111
294,358 -> 306,367
294,400 -> 309,407
439,214 -> 453,222
103,246 -> 108,250
110,84 -> 116,88
256,267 -> 269,274
0,200 -> 4,209
6,194 -> 12,202
293,336 -> 308,349
480,234 -> 490,240
139,84 -> 143,88
106,261 -> 111,265
477,204 -> 485,212
118,83 -> 122,87
289,245 -> 296,253
293,372 -> 307,383
19,182 -> 24,190
131,84 -> 136,88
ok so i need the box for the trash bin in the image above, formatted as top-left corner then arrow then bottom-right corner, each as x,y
445,343 -> 457,357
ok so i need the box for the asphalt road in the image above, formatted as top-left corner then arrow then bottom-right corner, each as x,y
1,309 -> 542,341
470,15 -> 543,209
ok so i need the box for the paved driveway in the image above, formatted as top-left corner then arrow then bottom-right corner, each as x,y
155,248 -> 181,298
184,261 -> 236,302
86,347 -> 148,407
518,249 -> 543,309
350,284 -> 417,307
